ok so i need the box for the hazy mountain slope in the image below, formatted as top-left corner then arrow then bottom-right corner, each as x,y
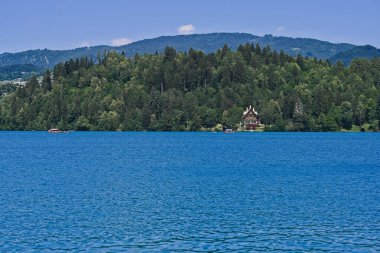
0,33 -> 257,69
0,64 -> 42,80
117,33 -> 259,55
0,32 -> 378,80
329,45 -> 380,65
0,46 -> 112,68
253,35 -> 355,58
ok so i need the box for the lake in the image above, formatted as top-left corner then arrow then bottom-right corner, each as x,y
0,132 -> 379,252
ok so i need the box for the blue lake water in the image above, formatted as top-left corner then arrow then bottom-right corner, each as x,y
0,132 -> 379,252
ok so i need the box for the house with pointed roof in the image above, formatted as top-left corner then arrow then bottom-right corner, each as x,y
241,105 -> 261,130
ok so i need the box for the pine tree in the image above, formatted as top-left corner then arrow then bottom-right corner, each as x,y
42,70 -> 52,92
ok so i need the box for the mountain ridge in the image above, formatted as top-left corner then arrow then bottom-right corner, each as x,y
0,32 -> 378,80
329,45 -> 380,65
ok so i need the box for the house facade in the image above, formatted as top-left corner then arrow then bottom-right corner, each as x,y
241,105 -> 260,130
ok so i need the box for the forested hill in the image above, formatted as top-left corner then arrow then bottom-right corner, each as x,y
0,33 -> 357,68
329,45 -> 380,65
0,64 -> 42,80
1,44 -> 379,132
1,32 -> 371,80
0,33 -> 257,69
118,33 -> 258,56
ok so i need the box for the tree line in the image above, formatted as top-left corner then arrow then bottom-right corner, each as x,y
0,44 -> 379,131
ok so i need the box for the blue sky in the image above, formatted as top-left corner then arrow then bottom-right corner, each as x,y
1,0 -> 379,53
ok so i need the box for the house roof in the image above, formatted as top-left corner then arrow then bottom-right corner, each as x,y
242,105 -> 258,118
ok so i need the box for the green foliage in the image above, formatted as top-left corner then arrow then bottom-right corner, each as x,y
290,113 -> 314,131
0,45 -> 379,132
98,111 -> 119,130
222,106 -> 243,129
340,101 -> 353,130
261,99 -> 282,125
0,82 -> 18,96
377,92 -> 380,121
76,116 -> 91,131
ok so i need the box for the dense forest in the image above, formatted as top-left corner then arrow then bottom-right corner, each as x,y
0,44 -> 379,131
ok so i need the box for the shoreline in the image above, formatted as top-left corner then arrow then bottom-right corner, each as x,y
0,130 -> 377,133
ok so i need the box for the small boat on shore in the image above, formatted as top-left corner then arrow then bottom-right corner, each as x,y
48,128 -> 66,133
222,126 -> 234,133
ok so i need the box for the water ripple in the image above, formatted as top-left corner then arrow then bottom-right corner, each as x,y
0,132 -> 379,252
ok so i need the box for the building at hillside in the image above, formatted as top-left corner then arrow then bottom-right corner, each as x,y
241,105 -> 260,130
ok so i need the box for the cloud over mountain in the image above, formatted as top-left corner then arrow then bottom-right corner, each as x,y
178,24 -> 195,35
111,38 -> 133,46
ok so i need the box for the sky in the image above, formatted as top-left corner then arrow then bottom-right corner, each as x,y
0,0 -> 379,53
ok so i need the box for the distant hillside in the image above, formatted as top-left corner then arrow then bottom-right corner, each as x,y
117,33 -> 357,59
253,35 -> 355,59
0,32 -> 378,80
329,45 -> 380,65
0,33 -> 257,70
0,46 -> 112,69
116,33 -> 259,55
0,64 -> 42,80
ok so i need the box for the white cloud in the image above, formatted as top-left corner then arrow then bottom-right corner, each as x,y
111,38 -> 133,46
178,24 -> 195,35
276,26 -> 285,32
